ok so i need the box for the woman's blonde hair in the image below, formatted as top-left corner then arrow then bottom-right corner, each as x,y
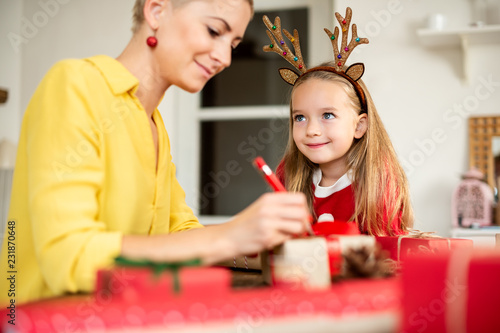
281,62 -> 413,236
132,0 -> 255,33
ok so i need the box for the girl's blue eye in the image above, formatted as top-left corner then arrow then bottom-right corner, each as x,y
294,115 -> 306,122
323,112 -> 335,119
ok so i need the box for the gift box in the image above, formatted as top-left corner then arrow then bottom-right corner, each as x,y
261,237 -> 332,289
401,248 -> 500,333
466,250 -> 500,332
261,222 -> 377,289
95,258 -> 231,303
375,234 -> 473,263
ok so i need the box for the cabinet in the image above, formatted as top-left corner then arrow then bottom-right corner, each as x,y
416,25 -> 500,82
451,227 -> 500,248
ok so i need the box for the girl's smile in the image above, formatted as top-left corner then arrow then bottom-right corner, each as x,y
306,142 -> 330,149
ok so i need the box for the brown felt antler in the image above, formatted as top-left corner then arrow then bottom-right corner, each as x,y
262,15 -> 307,85
324,7 -> 369,77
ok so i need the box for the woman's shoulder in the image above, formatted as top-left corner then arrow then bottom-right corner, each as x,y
45,55 -> 138,96
34,59 -> 98,98
48,58 -> 94,73
37,56 -> 123,100
45,57 -> 104,80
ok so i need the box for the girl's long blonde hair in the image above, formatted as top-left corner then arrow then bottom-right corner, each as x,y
281,63 -> 413,236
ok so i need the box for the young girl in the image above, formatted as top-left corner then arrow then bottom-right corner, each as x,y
277,64 -> 413,236
263,9 -> 413,236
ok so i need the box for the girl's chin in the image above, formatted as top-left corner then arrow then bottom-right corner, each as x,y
303,156 -> 324,165
303,154 -> 336,166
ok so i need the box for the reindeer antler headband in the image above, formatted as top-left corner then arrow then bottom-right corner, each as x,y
263,7 -> 369,112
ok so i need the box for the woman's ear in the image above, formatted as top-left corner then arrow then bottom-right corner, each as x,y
354,114 -> 368,139
143,0 -> 167,31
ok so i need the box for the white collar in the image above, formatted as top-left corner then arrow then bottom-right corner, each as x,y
312,168 -> 352,198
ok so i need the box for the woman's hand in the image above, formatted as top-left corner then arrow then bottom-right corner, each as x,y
222,192 -> 310,257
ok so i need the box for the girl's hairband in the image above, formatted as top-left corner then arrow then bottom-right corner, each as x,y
262,7 -> 369,113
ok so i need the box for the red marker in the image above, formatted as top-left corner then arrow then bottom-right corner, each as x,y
253,156 -> 286,192
253,156 -> 314,236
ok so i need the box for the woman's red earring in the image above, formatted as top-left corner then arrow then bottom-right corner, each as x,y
146,36 -> 158,47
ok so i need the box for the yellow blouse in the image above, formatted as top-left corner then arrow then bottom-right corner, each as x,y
0,55 -> 203,305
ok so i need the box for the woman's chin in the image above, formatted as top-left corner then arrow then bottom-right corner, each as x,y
176,78 -> 207,94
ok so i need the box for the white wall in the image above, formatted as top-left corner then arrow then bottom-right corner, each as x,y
0,1 -> 23,143
1,0 -> 500,237
336,0 -> 500,236
20,0 -> 133,106
18,0 -> 181,155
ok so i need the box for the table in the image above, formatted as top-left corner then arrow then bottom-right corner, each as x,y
4,268 -> 401,333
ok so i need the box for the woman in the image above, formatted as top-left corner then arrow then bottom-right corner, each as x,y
0,0 -> 309,305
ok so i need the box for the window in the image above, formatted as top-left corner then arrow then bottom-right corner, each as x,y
202,8 -> 308,108
175,0 -> 333,224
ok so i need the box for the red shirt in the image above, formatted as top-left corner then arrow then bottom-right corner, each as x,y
311,169 -> 355,224
277,162 -> 405,235
313,184 -> 355,223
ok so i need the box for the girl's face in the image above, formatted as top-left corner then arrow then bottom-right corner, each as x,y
155,0 -> 252,92
291,78 -> 366,173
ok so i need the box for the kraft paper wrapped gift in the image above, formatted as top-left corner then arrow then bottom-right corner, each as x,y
400,248 -> 500,333
261,234 -> 376,289
261,237 -> 332,289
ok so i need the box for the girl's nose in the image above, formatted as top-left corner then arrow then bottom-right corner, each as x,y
306,119 -> 321,136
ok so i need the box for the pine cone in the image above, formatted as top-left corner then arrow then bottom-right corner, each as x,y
334,244 -> 396,281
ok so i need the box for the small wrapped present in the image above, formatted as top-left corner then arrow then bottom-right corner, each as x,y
261,222 -> 378,289
95,257 -> 231,302
261,236 -> 332,289
376,230 -> 473,264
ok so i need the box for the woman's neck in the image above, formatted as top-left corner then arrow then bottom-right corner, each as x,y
116,35 -> 170,119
